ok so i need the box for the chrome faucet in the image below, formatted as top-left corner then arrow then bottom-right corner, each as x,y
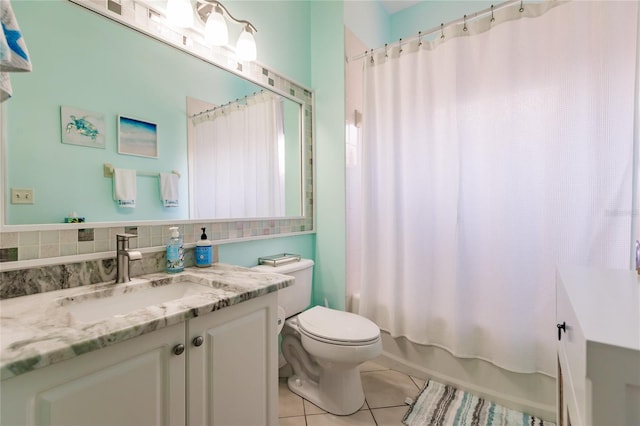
116,233 -> 142,283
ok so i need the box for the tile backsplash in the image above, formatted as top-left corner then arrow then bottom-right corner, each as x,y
0,218 -> 312,263
0,218 -> 312,299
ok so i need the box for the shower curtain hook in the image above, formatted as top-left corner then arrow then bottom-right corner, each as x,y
490,5 -> 495,22
370,49 -> 375,64
399,38 -> 403,54
440,23 -> 445,40
384,43 -> 388,58
463,15 -> 468,32
519,0 -> 524,13
418,31 -> 423,47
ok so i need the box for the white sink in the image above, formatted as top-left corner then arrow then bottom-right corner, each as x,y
57,279 -> 213,323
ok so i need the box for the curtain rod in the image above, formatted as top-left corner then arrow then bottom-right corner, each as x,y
189,89 -> 266,120
350,0 -> 523,61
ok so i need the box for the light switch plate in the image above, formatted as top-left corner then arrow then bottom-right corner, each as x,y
11,188 -> 34,204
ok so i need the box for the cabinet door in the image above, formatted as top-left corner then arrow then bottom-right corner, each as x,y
188,292 -> 278,426
556,276 -> 585,426
1,322 -> 186,426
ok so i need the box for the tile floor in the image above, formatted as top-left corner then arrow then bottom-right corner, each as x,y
278,359 -> 425,426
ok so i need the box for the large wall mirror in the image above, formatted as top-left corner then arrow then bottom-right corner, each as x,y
1,0 -> 312,228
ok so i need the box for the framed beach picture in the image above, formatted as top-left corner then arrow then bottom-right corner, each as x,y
61,106 -> 106,149
117,115 -> 158,158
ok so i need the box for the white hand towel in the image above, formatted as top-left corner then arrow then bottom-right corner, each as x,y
1,0 -> 32,103
113,168 -> 136,208
160,172 -> 179,207
1,0 -> 32,72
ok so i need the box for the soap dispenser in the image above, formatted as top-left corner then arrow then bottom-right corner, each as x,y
196,227 -> 213,267
166,226 -> 184,273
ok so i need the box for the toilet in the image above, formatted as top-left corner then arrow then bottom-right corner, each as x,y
253,257 -> 382,415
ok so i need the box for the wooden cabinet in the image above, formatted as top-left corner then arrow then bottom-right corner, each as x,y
556,267 -> 640,426
0,292 -> 278,426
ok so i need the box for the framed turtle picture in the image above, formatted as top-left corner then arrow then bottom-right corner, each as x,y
117,115 -> 158,158
60,106 -> 106,149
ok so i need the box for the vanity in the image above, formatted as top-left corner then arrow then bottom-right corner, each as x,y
0,264 -> 293,426
556,266 -> 640,426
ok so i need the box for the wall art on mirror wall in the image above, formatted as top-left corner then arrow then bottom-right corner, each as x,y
117,115 -> 158,158
60,106 -> 106,149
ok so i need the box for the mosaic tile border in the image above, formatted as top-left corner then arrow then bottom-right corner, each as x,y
0,218 -> 313,265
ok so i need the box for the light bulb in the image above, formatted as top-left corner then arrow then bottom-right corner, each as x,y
236,27 -> 257,61
205,7 -> 228,45
166,0 -> 194,28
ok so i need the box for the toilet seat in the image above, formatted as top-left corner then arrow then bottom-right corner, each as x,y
296,306 -> 380,346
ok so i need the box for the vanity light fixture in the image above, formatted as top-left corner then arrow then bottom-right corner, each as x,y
166,0 -> 194,27
196,0 -> 258,61
236,25 -> 257,61
204,3 -> 228,45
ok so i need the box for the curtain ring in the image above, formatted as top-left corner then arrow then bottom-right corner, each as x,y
463,15 -> 468,32
399,38 -> 403,54
490,5 -> 495,22
418,31 -> 423,47
519,0 -> 524,13
369,49 -> 374,64
440,23 -> 445,39
384,43 -> 388,58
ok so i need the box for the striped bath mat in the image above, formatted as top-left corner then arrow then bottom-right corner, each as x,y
402,380 -> 555,426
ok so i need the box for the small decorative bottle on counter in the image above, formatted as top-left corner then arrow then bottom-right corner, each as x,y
195,227 -> 213,267
166,226 -> 184,273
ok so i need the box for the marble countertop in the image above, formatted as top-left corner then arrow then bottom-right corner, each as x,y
0,264 -> 293,380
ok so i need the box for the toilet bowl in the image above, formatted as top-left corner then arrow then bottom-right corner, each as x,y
253,257 -> 382,415
282,306 -> 382,415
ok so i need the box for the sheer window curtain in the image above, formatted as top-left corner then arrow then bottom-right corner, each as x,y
191,95 -> 285,219
354,1 -> 638,376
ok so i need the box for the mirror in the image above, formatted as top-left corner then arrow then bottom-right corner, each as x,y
2,0 -> 310,226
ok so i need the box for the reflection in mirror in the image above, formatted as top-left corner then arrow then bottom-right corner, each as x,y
188,93 -> 301,219
2,0 -> 309,226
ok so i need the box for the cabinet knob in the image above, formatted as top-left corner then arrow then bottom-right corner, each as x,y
173,343 -> 185,356
192,336 -> 204,347
557,322 -> 566,341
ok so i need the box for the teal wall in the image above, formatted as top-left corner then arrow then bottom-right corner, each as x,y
221,0 -> 311,87
344,0 -> 390,49
310,1 -> 346,310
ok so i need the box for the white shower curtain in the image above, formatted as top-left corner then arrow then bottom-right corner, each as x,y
192,95 -> 285,219
357,1 -> 638,376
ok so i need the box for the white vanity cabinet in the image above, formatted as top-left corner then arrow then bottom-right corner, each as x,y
0,292 -> 278,426
0,322 -> 187,426
188,292 -> 278,426
556,267 -> 640,426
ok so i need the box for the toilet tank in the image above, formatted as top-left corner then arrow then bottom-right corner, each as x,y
253,258 -> 314,318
